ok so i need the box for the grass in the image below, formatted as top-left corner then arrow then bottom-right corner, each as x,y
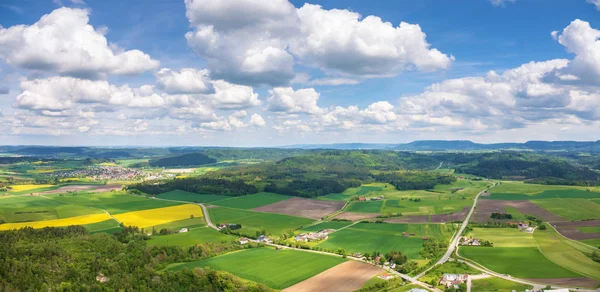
47,192 -> 183,214
208,207 -> 314,237
316,222 -> 453,259
460,246 -> 581,278
147,227 -> 236,247
301,221 -> 354,232
581,239 -> 600,248
0,213 -> 111,230
532,199 -> 600,221
166,247 -> 345,289
0,196 -> 104,223
114,204 -> 203,228
346,201 -> 383,213
489,188 -> 600,201
534,223 -> 600,280
82,219 -> 122,234
503,206 -> 527,221
156,190 -> 230,203
316,193 -> 353,201
211,192 -> 291,209
577,226 -> 600,233
471,277 -> 533,292
148,217 -> 206,231
465,228 -> 537,247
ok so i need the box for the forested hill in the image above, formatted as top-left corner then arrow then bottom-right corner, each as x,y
149,153 -> 216,167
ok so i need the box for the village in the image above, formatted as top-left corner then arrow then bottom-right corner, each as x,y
48,166 -> 175,181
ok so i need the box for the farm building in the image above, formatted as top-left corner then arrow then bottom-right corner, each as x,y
257,235 -> 272,243
239,237 -> 249,244
378,273 -> 394,280
179,228 -> 188,233
294,230 -> 333,242
439,274 -> 468,289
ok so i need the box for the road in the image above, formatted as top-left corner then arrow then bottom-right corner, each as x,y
415,182 -> 497,279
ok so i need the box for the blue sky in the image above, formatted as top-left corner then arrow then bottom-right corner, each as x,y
0,0 -> 599,146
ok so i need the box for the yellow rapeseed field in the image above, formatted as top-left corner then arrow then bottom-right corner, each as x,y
0,213 -> 111,231
9,184 -> 55,192
114,204 -> 204,228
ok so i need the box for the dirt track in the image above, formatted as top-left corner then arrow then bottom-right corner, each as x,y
282,261 -> 383,292
253,197 -> 345,219
333,212 -> 380,221
472,199 -> 566,223
384,206 -> 469,224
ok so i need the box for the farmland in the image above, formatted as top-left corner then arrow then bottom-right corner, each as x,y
0,213 -> 111,230
147,227 -> 236,247
316,222 -> 454,258
167,247 -> 346,289
113,204 -> 203,228
532,198 -> 600,221
211,192 -> 292,209
47,191 -> 183,214
471,277 -> 533,291
208,206 -> 314,237
83,219 -> 122,234
301,220 -> 353,232
156,190 -> 230,203
0,195 -> 104,223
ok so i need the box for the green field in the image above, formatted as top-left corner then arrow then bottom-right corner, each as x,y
147,227 -> 236,247
489,186 -> 600,200
471,277 -> 533,292
47,192 -> 183,214
83,219 -> 122,234
577,226 -> 600,233
534,224 -> 600,280
346,201 -> 383,213
316,193 -> 353,201
211,192 -> 291,209
581,239 -> 600,248
465,228 -> 537,247
301,221 -> 353,232
148,217 -> 206,231
167,247 -> 345,289
317,222 -> 453,258
0,196 -> 104,223
460,246 -> 580,278
157,190 -> 230,203
208,207 -> 314,237
532,199 -> 600,221
504,206 -> 527,221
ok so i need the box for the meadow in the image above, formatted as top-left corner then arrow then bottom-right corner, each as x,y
532,198 -> 600,221
301,220 -> 353,232
471,277 -> 533,292
147,227 -> 236,247
156,190 -> 230,203
208,207 -> 314,237
346,201 -> 383,213
0,195 -> 104,223
114,204 -> 203,228
167,247 -> 345,289
83,219 -> 122,234
149,217 -> 206,231
0,213 -> 111,230
47,192 -> 183,214
317,222 -> 453,258
211,192 -> 291,209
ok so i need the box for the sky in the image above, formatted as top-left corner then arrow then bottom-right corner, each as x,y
0,0 -> 599,146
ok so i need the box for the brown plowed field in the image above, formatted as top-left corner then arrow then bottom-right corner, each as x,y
253,197 -> 345,219
282,261 -> 383,292
472,199 -> 566,223
332,212 -> 380,221
553,220 -> 600,227
554,227 -> 600,240
385,206 -> 469,224
525,278 -> 600,288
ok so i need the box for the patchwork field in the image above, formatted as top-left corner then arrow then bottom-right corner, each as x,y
254,197 -> 345,219
208,206 -> 314,237
212,192 -> 292,209
149,217 -> 206,231
317,222 -> 453,258
473,199 -> 565,223
47,192 -> 184,214
301,221 -> 353,232
532,198 -> 600,221
167,247 -> 346,289
0,195 -> 104,223
346,201 -> 383,213
0,213 -> 111,230
114,204 -> 203,228
282,261 -> 382,292
156,190 -> 230,203
147,227 -> 235,247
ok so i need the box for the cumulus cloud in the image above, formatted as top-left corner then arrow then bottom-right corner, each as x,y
184,0 -> 452,86
587,0 -> 600,10
0,8 -> 159,79
489,0 -> 515,7
267,87 -> 325,115
211,80 -> 261,109
156,68 -> 215,94
249,113 -> 266,127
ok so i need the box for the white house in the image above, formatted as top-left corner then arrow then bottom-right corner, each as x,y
179,228 -> 189,233
239,237 -> 249,244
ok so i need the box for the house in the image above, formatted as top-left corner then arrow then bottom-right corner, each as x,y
439,274 -> 468,288
257,235 -> 271,243
402,232 -> 408,237
390,263 -> 396,269
179,228 -> 189,233
217,224 -> 227,230
239,237 -> 249,244
518,222 -> 530,230
422,236 -> 429,241
378,273 -> 394,280
359,197 -> 366,201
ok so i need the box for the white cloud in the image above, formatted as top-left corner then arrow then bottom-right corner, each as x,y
359,101 -> 397,124
489,0 -> 515,7
156,68 -> 215,94
211,80 -> 261,109
587,0 -> 600,10
0,8 -> 159,79
249,113 -> 266,127
267,87 -> 325,115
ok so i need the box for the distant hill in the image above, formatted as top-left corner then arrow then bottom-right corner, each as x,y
282,140 -> 600,152
148,152 -> 216,167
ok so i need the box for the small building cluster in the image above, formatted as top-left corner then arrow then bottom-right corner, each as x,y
439,274 -> 468,289
358,195 -> 385,202
257,235 -> 272,243
178,228 -> 188,233
518,222 -> 534,233
217,223 -> 242,230
49,166 -> 175,181
294,229 -> 334,242
459,236 -> 482,246
378,273 -> 394,280
238,237 -> 249,244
